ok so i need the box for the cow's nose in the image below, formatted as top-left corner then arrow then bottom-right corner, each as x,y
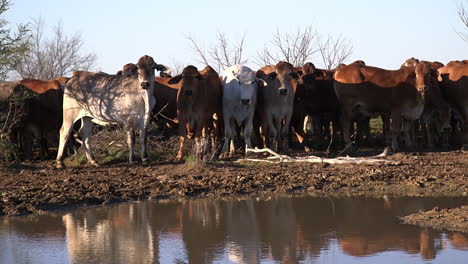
140,81 -> 150,89
278,88 -> 288,95
241,99 -> 250,105
185,90 -> 193,96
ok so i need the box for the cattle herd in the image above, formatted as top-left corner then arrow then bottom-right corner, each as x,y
0,55 -> 467,168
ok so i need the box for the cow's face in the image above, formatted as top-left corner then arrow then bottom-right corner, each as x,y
415,62 -> 438,102
274,61 -> 298,96
168,65 -> 201,96
122,63 -> 138,77
136,55 -> 158,90
402,57 -> 419,68
236,69 -> 259,105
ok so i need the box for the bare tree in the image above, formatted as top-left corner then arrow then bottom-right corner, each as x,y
186,32 -> 247,73
317,34 -> 353,70
0,0 -> 30,81
458,1 -> 468,43
14,17 -> 97,80
254,26 -> 353,69
254,26 -> 319,67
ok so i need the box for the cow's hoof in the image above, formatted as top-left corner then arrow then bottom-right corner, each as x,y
174,157 -> 184,163
304,146 -> 311,153
56,162 -> 64,169
90,161 -> 101,167
141,158 -> 150,165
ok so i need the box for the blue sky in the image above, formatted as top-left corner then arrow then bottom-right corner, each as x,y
5,0 -> 468,74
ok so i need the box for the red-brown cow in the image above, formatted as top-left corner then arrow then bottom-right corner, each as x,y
153,76 -> 179,136
17,79 -> 61,94
168,65 -> 222,161
438,60 -> 468,147
334,63 -> 435,152
415,61 -> 451,148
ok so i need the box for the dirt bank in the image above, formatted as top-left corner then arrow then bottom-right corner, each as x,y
401,206 -> 468,233
1,148 -> 467,217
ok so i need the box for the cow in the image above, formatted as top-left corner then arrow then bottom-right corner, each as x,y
55,55 -> 163,168
291,63 -> 341,150
438,60 -> 468,148
334,62 -> 435,152
220,65 -> 266,157
415,61 -> 451,148
17,79 -> 61,94
115,62 -> 178,136
121,63 -> 138,76
256,61 -> 298,153
168,65 -> 222,161
153,75 -> 179,136
19,89 -> 63,160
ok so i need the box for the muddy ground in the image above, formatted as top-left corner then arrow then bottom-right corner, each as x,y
400,206 -> 468,233
0,136 -> 467,231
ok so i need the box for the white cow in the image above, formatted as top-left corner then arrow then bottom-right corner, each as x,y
56,55 -> 163,168
221,65 -> 266,156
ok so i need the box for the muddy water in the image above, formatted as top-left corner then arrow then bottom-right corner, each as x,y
0,196 -> 467,264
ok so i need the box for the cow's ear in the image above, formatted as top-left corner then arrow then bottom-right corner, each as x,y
116,70 -> 122,75
256,78 -> 267,86
168,75 -> 183,84
268,72 -> 277,80
154,63 -> 167,71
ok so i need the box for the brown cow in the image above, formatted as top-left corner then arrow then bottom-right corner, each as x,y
19,89 -> 63,160
334,63 -> 434,152
256,61 -> 298,153
438,60 -> 468,147
153,76 -> 179,136
291,63 -> 341,149
168,65 -> 222,161
415,61 -> 451,148
17,79 -> 61,94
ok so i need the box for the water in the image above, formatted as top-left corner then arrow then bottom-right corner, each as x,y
0,196 -> 467,264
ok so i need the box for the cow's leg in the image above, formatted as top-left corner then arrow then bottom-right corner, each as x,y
195,136 -> 202,163
462,107 -> 468,149
282,112 -> 293,154
22,126 -> 34,161
140,127 -> 149,164
125,124 -> 136,164
79,117 -> 99,167
271,117 -> 280,152
425,121 -> 435,149
340,108 -> 353,148
176,136 -> 186,161
244,115 -> 255,153
381,114 -> 391,147
390,112 -> 402,152
39,131 -> 48,160
56,111 -> 78,169
403,119 -> 415,150
221,115 -> 233,157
